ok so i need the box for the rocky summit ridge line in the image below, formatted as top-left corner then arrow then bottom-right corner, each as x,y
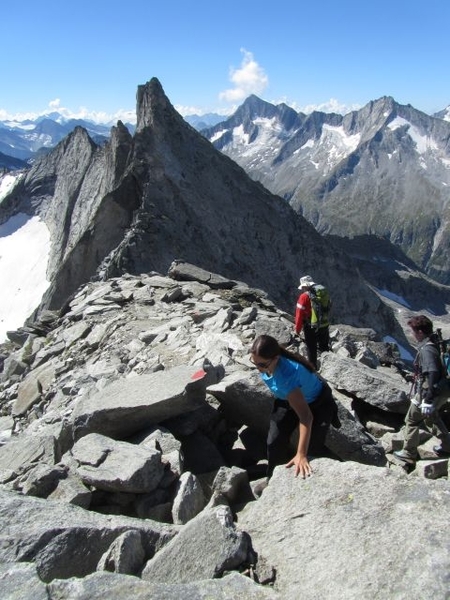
0,262 -> 449,598
1,78 -> 404,341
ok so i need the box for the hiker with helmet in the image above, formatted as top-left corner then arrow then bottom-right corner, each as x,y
294,275 -> 331,369
250,334 -> 340,480
394,315 -> 450,465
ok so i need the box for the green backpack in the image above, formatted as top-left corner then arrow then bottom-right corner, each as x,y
309,284 -> 331,329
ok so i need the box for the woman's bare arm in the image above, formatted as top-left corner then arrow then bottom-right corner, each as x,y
285,388 -> 313,478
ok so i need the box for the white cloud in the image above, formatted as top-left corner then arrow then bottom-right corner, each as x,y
219,49 -> 269,103
0,100 -> 137,125
175,104 -> 233,117
281,97 -> 362,116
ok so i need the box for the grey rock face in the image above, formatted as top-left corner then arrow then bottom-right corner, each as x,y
96,530 -> 146,575
171,471 -> 205,525
0,562 -> 48,600
47,570 -> 281,599
71,433 -> 164,493
71,364 -> 211,440
237,460 -> 450,600
320,352 -> 410,413
0,488 -> 176,582
141,505 -> 249,584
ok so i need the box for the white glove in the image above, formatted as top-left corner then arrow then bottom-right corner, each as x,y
420,402 -> 434,416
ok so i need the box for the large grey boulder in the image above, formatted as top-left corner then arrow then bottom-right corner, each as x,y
0,489 -> 177,582
171,471 -> 205,525
71,433 -> 165,493
0,434 -> 59,484
71,364 -> 211,440
207,370 -> 274,435
237,459 -> 450,599
319,352 -> 410,413
0,562 -> 48,600
96,530 -> 146,575
325,393 -> 387,465
12,361 -> 57,417
141,505 -> 250,584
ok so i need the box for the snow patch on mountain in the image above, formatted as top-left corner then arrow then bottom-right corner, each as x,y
320,125 -> 361,169
2,121 -> 35,131
0,173 -> 24,203
0,214 -> 51,342
388,117 -> 438,153
23,132 -> 54,147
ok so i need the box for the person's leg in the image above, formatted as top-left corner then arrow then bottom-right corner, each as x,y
266,402 -> 299,477
317,326 -> 330,353
308,384 -> 334,455
303,325 -> 318,369
400,403 -> 424,458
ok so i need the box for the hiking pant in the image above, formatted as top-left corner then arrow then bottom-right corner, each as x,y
266,382 -> 337,477
403,397 -> 450,457
303,324 -> 330,369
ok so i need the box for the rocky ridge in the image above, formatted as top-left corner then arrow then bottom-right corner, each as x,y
0,78 -> 405,343
0,261 -> 449,598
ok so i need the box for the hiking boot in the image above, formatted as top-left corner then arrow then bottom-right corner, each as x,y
393,449 -> 417,464
432,445 -> 450,458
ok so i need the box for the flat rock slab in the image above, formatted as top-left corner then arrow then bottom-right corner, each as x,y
237,458 -> 450,599
47,570 -> 280,599
72,433 -> 164,493
71,365 -> 209,439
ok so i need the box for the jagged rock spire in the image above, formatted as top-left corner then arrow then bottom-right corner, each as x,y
136,77 -> 186,134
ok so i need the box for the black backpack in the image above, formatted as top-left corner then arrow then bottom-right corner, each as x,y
433,330 -> 450,398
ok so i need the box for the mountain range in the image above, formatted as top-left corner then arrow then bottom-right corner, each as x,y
1,81 -> 450,597
0,115 -> 135,168
201,96 -> 450,286
0,113 -> 227,170
1,100 -> 448,167
2,94 -> 450,289
0,79 -> 449,346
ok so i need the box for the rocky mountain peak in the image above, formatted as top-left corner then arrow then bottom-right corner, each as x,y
0,79 -> 409,343
203,93 -> 450,287
136,77 -> 187,135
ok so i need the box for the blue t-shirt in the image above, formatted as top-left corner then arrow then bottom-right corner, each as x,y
261,356 -> 323,404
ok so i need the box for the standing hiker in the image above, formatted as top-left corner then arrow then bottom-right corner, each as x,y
394,315 -> 450,465
250,334 -> 339,479
294,275 -> 331,369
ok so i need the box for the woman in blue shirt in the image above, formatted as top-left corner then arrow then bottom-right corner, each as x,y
250,334 -> 339,479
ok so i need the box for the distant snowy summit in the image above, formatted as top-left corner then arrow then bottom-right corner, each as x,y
0,114 -> 135,166
2,97 -> 448,169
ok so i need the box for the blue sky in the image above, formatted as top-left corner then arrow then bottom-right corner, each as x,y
2,0 -> 449,123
